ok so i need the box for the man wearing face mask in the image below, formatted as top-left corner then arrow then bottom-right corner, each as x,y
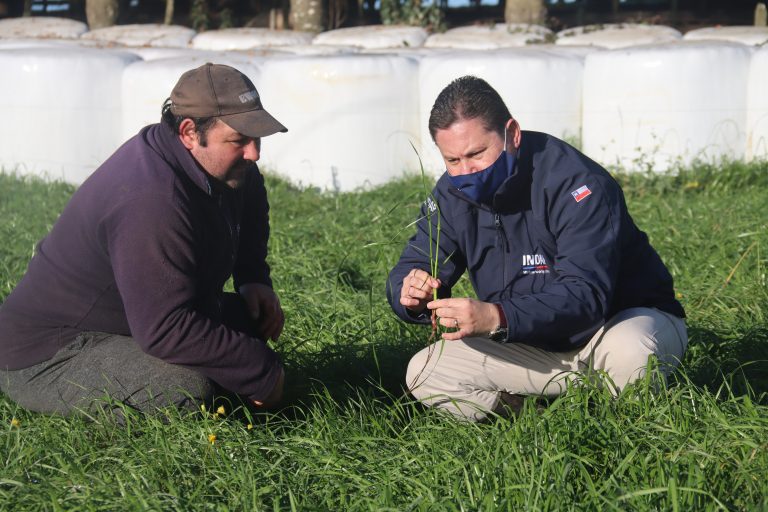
0,63 -> 286,418
387,76 -> 687,422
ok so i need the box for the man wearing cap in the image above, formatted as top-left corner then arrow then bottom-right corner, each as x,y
0,63 -> 288,417
387,76 -> 687,421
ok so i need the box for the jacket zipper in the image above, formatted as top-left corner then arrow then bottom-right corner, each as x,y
217,193 -> 237,264
495,213 -> 508,288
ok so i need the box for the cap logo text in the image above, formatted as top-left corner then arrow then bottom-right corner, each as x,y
238,90 -> 258,104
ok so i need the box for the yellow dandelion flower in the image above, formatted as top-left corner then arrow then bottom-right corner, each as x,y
213,413 -> 220,420
247,423 -> 253,430
208,434 -> 217,444
676,292 -> 683,299
683,181 -> 700,190
216,405 -> 226,415
10,418 -> 20,428
200,404 -> 207,412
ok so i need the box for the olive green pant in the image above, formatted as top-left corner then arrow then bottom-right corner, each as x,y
0,293 -> 260,418
0,331 -> 214,418
406,307 -> 688,422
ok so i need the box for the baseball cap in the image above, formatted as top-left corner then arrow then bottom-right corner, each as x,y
170,63 -> 287,138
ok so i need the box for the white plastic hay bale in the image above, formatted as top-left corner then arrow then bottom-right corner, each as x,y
747,45 -> 768,161
274,44 -> 359,55
556,23 -> 681,49
425,23 -> 552,49
0,47 -> 140,182
121,45 -> 289,61
81,24 -> 195,48
582,41 -> 752,172
361,46 -> 454,57
312,25 -> 428,49
683,26 -> 768,46
0,16 -> 88,39
418,47 -> 585,174
121,46 -> 209,61
0,37 -> 106,49
191,28 -> 314,50
121,54 -> 264,141
255,54 -> 420,191
534,43 -> 604,58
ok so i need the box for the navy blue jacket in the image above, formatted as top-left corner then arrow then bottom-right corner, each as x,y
0,123 -> 281,401
387,131 -> 684,351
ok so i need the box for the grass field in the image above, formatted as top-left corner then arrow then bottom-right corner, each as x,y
1,161 -> 767,510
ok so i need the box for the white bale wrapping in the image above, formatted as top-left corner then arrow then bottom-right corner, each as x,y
0,47 -> 140,182
556,23 -> 681,49
0,37 -> 106,49
274,44 -> 359,55
0,17 -> 88,39
683,26 -> 768,46
425,23 -> 552,49
361,46 -> 454,57
418,47 -> 585,173
747,45 -> 768,161
582,42 -> 752,171
256,54 -> 420,190
191,28 -> 315,50
122,46 -> 286,61
121,54 -> 264,141
312,25 -> 427,49
81,24 -> 195,48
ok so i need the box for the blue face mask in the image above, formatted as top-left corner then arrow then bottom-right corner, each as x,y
447,130 -> 517,205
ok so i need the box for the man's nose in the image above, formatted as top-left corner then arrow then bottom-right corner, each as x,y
243,139 -> 260,161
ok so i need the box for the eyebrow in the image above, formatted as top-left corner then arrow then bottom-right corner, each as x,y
445,145 -> 488,160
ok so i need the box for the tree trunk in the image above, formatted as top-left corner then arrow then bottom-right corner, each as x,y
23,0 -> 33,16
269,9 -> 286,30
504,0 -> 545,25
164,0 -> 175,25
86,0 -> 119,29
756,3 -> 767,27
289,0 -> 324,32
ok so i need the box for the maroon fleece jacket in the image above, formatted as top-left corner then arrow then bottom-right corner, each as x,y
0,123 -> 282,401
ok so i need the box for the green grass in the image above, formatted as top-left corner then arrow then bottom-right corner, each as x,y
1,161 -> 767,511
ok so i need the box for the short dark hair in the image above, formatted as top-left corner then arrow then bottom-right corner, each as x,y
428,76 -> 511,141
161,98 -> 218,147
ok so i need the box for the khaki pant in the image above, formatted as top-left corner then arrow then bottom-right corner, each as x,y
406,307 -> 688,422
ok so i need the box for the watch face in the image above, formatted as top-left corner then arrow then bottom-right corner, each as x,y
489,328 -> 507,342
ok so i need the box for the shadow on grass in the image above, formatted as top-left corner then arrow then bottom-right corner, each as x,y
279,326 -> 427,415
280,323 -> 768,417
679,325 -> 768,402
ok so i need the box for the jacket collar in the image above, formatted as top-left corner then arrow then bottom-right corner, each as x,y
491,131 -> 533,214
144,123 -> 214,196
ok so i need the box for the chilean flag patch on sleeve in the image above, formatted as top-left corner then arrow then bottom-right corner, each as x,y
571,185 -> 592,202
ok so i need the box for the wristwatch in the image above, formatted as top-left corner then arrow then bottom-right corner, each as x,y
489,303 -> 508,342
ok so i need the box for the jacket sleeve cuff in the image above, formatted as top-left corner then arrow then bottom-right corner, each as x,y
246,357 -> 284,403
498,301 -> 513,343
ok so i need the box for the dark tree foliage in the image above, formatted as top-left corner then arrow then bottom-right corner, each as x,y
3,0 -> 761,29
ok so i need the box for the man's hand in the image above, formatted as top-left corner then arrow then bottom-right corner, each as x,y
427,298 -> 500,341
239,283 -> 285,342
400,268 -> 441,314
252,366 -> 285,408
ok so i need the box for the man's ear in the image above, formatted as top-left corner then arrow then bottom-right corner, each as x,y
506,118 -> 522,151
178,118 -> 198,150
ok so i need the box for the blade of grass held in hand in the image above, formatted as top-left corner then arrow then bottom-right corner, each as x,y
409,142 -> 442,339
